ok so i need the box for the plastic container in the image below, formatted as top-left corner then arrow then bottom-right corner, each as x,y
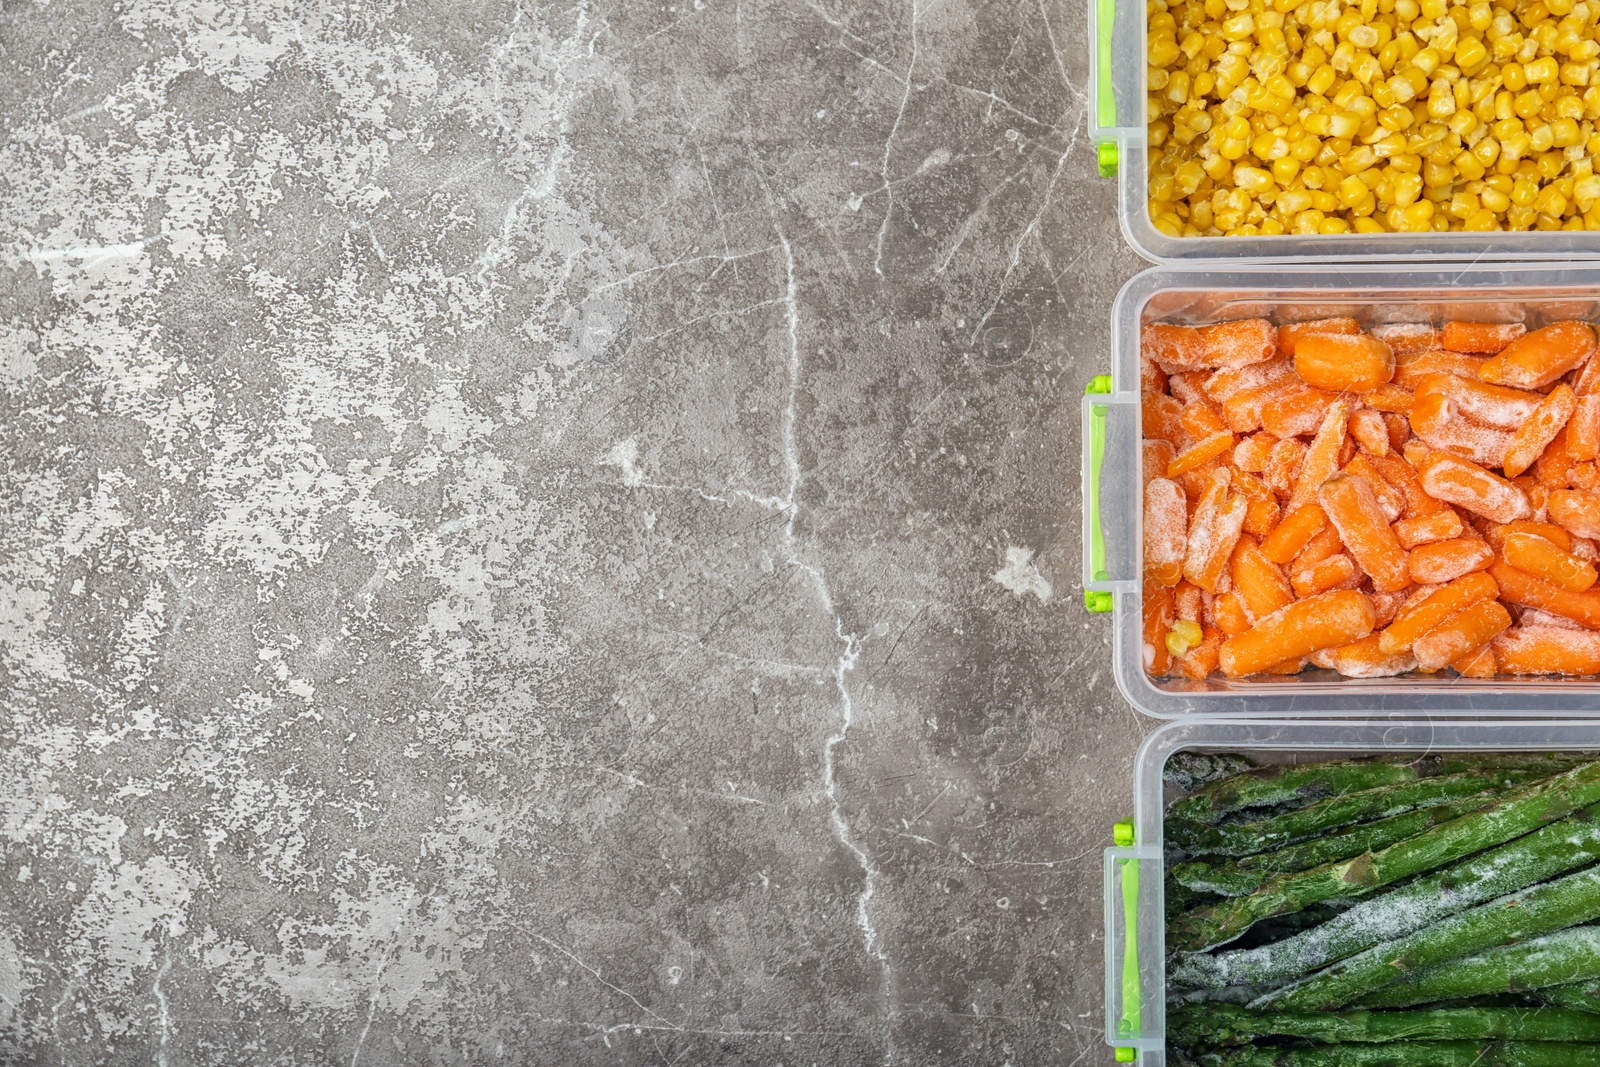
1102,718 -> 1600,1063
1085,0 -> 1600,265
1081,260 -> 1600,717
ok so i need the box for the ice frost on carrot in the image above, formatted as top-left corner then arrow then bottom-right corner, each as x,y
1140,311 -> 1600,678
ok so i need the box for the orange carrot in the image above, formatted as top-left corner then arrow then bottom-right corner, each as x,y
1393,349 -> 1487,389
1503,384 -> 1578,478
1183,469 -> 1249,592
1493,626 -> 1600,674
1485,520 -> 1575,552
1394,509 -> 1464,548
1350,408 -> 1392,456
1290,553 -> 1359,597
1490,557 -> 1600,629
1373,322 -> 1438,357
1145,477 -> 1188,585
1175,626 -> 1227,679
1233,432 -> 1279,472
1342,454 -> 1405,522
1319,471 -> 1411,592
1408,391 -> 1514,469
1569,396 -> 1600,462
1145,392 -> 1186,445
1418,451 -> 1532,524
1169,431 -> 1237,478
1231,538 -> 1294,623
1367,451 -> 1448,518
1479,320 -> 1598,389
1364,383 -> 1416,413
1278,317 -> 1360,357
1502,531 -> 1598,592
1412,598 -> 1513,670
1309,633 -> 1418,678
1549,488 -> 1600,540
1143,581 -> 1177,676
1377,570 -> 1500,654
1414,371 -> 1542,430
1215,591 -> 1252,636
1289,400 -> 1353,513
1263,438 -> 1307,498
1143,319 -> 1278,371
1261,504 -> 1327,564
1218,590 -> 1376,677
1262,384 -> 1338,438
1452,643 -> 1498,678
1441,321 -> 1527,354
1407,538 -> 1493,584
1244,496 -> 1281,537
1295,334 -> 1396,393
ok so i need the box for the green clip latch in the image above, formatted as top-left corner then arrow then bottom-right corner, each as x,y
1085,376 -> 1114,614
1114,820 -> 1142,1043
1114,1049 -> 1138,1063
1095,0 -> 1119,177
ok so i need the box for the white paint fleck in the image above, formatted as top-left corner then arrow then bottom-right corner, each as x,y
993,546 -> 1053,601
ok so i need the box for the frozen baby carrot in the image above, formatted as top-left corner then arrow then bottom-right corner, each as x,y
1480,321 -> 1599,390
1502,531 -> 1598,593
1494,626 -> 1600,675
1372,323 -> 1437,357
1291,524 -> 1345,576
1289,401 -> 1352,514
1295,334 -> 1396,394
1394,509 -> 1464,549
1183,469 -> 1249,593
1261,504 -> 1326,564
1145,477 -> 1188,586
1369,588 -> 1410,628
1179,397 -> 1228,440
1342,454 -> 1404,523
1408,392 -> 1513,469
1218,590 -> 1376,678
1393,350 -> 1487,390
1308,634 -> 1418,678
1143,581 -> 1176,676
1291,553 -> 1358,598
1232,432 -> 1278,473
1168,431 -> 1236,478
1175,626 -> 1226,680
1452,643 -> 1498,678
1576,344 -> 1600,395
1412,598 -> 1513,671
1413,372 -> 1542,430
1278,317 -> 1360,358
1569,396 -> 1600,463
1349,408 -> 1391,456
1363,384 -> 1415,414
1262,438 -> 1306,498
1367,452 -> 1447,518
1503,384 -> 1578,479
1485,519 -> 1574,552
1377,570 -> 1499,655
1222,373 -> 1300,434
1418,452 -> 1531,524
1440,321 -> 1527,354
1319,472 -> 1411,593
1406,538 -> 1493,585
1231,538 -> 1294,623
1550,488 -> 1600,541
1214,591 -> 1251,636
1261,384 -> 1337,438
1243,496 -> 1280,537
1144,392 -> 1185,445
1489,558 -> 1600,630
1204,359 -> 1294,404
1142,319 -> 1277,371
1143,440 -> 1177,487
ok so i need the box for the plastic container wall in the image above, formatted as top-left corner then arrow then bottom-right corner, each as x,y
1082,261 -> 1600,717
1102,718 -> 1600,1062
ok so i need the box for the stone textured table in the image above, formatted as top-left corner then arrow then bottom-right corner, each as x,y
1,2 -> 1152,1062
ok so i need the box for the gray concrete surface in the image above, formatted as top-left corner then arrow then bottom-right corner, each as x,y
0,1 -> 1152,1062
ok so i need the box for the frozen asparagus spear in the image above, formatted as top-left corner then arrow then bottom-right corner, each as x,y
1170,1002 -> 1600,1045
1355,925 -> 1600,1009
1167,770 -> 1541,858
1194,1043 -> 1600,1067
1170,799 -> 1600,991
1166,752 -> 1257,792
1539,981 -> 1600,1014
1263,864 -> 1600,1011
1169,761 -> 1600,952
1172,791 -> 1507,896
1168,753 -> 1584,826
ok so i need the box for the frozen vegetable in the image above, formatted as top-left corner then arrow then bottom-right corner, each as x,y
1140,313 -> 1600,680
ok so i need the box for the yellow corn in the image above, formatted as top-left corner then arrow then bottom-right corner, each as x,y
1143,0 -> 1597,236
